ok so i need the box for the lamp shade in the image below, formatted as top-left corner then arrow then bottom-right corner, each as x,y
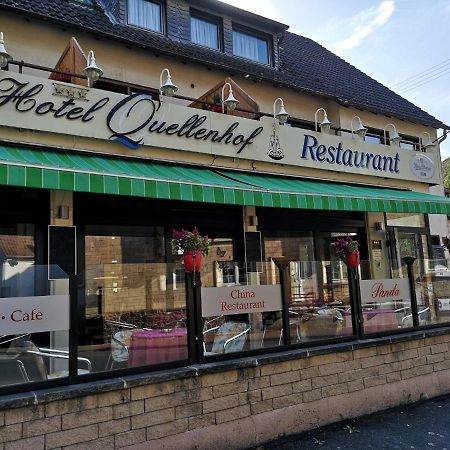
320,112 -> 332,132
83,50 -> 103,86
390,130 -> 401,146
276,104 -> 289,125
352,116 -> 368,139
0,32 -> 12,68
384,123 -> 402,147
421,133 -> 434,151
160,72 -> 178,97
224,90 -> 239,111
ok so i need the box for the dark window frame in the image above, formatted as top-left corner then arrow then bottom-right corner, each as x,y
285,118 -> 316,132
126,0 -> 165,35
2,190 -> 450,395
231,24 -> 272,66
364,127 -> 385,145
190,8 -> 223,52
399,134 -> 420,151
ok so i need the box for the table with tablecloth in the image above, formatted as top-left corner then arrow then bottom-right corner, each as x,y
343,308 -> 400,334
128,328 -> 188,367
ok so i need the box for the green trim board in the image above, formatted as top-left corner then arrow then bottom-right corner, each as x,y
0,145 -> 449,214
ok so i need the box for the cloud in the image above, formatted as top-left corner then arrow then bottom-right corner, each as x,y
333,1 -> 395,53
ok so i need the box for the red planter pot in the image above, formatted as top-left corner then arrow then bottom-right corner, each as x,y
209,105 -> 223,113
183,251 -> 202,272
345,252 -> 360,269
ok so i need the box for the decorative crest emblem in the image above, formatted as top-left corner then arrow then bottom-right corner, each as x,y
267,123 -> 284,160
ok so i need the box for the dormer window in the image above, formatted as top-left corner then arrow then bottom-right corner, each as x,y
127,0 -> 163,33
232,29 -> 269,64
191,13 -> 220,50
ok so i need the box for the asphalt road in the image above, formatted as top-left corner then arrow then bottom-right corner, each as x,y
251,394 -> 450,450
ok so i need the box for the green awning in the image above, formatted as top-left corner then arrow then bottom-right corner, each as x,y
0,145 -> 449,214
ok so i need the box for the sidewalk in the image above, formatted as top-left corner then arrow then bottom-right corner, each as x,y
250,394 -> 450,450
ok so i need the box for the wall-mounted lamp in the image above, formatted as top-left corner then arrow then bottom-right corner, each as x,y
420,131 -> 434,152
273,97 -> 289,125
56,205 -> 69,220
0,32 -> 12,69
221,82 -> 239,113
83,50 -> 103,87
314,108 -> 332,133
159,68 -> 178,97
374,221 -> 385,231
351,116 -> 368,139
383,123 -> 401,147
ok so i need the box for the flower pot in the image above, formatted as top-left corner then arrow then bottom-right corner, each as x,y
183,250 -> 202,272
345,252 -> 360,269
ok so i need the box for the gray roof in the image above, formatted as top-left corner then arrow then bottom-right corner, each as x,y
0,0 -> 446,129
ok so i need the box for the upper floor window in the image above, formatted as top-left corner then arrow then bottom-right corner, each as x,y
232,29 -> 269,64
400,135 -> 420,151
128,0 -> 162,33
285,119 -> 316,131
364,129 -> 384,144
191,14 -> 220,50
365,134 -> 382,144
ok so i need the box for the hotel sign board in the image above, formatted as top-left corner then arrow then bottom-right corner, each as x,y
360,278 -> 410,305
201,285 -> 282,317
0,71 -> 439,184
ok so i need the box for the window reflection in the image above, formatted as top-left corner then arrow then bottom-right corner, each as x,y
81,227 -> 188,373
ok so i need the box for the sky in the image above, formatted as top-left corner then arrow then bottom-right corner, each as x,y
221,0 -> 450,160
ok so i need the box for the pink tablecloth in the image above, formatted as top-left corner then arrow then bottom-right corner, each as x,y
128,328 -> 188,367
343,309 -> 399,334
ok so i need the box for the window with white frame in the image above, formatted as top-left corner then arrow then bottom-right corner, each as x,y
232,29 -> 269,64
128,0 -> 162,33
191,14 -> 220,50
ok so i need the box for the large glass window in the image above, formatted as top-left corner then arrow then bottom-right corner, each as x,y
128,0 -> 162,33
0,224 -> 75,388
386,213 -> 425,228
232,29 -> 269,64
191,15 -> 219,49
80,226 -> 188,373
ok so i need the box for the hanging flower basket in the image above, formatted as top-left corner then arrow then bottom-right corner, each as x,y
345,251 -> 360,269
172,227 -> 211,272
332,236 -> 360,269
183,250 -> 203,272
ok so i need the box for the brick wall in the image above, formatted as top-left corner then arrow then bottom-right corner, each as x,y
2,332 -> 450,449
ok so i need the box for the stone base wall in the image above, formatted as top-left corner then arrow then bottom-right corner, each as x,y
2,332 -> 450,449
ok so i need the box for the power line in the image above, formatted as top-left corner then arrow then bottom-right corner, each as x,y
392,58 -> 450,88
396,64 -> 450,92
398,67 -> 450,94
395,62 -> 450,91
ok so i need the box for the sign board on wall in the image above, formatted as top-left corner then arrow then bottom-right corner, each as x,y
0,71 -> 438,184
360,278 -> 410,304
438,299 -> 450,311
201,285 -> 282,317
0,295 -> 69,335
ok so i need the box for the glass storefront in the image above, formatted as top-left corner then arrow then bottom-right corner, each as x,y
0,187 -> 448,393
80,226 -> 188,373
